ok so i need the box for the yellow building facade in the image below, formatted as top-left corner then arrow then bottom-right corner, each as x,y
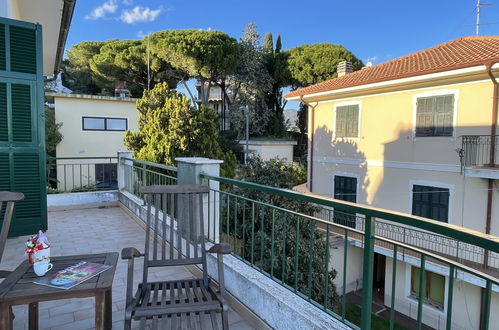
286,37 -> 499,330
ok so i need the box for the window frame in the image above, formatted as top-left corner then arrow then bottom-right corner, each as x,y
333,101 -> 361,139
409,266 -> 446,311
82,116 -> 128,132
408,180 -> 454,224
412,90 -> 458,140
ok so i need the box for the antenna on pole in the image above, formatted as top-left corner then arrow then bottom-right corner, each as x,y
476,0 -> 492,36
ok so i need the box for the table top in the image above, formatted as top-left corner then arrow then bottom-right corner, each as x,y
0,252 -> 118,304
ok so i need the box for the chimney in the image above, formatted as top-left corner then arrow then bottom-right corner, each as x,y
337,61 -> 354,77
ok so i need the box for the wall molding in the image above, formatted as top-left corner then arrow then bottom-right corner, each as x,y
311,156 -> 461,173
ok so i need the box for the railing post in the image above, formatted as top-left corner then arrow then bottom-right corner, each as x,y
117,151 -> 133,191
176,157 -> 223,242
361,215 -> 375,329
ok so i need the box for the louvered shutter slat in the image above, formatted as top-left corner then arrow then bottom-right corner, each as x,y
0,83 -> 7,142
0,24 -> 5,71
9,26 -> 36,74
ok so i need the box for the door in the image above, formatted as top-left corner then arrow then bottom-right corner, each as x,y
373,253 -> 386,302
333,175 -> 357,228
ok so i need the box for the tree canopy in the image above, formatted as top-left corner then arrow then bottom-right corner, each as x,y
62,28 -> 364,139
150,29 -> 238,105
286,42 -> 363,87
124,82 -> 237,177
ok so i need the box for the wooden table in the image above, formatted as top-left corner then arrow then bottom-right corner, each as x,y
0,252 -> 118,330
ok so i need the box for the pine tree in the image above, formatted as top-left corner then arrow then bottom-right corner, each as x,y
263,32 -> 274,54
275,34 -> 282,53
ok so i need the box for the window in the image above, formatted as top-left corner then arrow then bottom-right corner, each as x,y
412,185 -> 449,223
335,104 -> 359,138
82,117 -> 127,131
415,94 -> 454,137
333,176 -> 357,228
410,266 -> 445,310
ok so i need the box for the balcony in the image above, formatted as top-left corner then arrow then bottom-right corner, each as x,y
2,155 -> 499,329
461,135 -> 499,179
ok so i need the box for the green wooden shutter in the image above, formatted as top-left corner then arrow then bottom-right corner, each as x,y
415,97 -> 434,137
0,18 -> 46,237
346,105 -> 359,137
336,107 -> 346,137
434,95 -> 454,136
336,105 -> 359,138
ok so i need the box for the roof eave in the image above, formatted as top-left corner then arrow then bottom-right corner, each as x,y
286,62 -> 499,101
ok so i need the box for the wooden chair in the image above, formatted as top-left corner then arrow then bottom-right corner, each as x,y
0,191 -> 24,279
122,185 -> 231,330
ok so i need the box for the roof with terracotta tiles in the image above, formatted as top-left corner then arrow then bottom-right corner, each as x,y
285,36 -> 499,99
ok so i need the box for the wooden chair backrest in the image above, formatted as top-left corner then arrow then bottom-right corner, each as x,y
140,185 -> 210,285
0,191 -> 24,264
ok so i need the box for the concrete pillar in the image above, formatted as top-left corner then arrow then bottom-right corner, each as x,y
117,151 -> 133,191
176,157 -> 223,242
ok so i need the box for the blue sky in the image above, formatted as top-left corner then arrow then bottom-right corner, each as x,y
67,0 -> 499,108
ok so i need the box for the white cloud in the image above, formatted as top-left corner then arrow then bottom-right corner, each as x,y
120,6 -> 162,24
122,0 -> 133,4
85,0 -> 118,20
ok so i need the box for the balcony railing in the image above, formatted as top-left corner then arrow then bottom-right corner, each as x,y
46,156 -> 118,193
119,156 -> 499,330
461,135 -> 499,167
313,207 -> 499,272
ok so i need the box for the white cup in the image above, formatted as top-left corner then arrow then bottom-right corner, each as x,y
34,260 -> 53,276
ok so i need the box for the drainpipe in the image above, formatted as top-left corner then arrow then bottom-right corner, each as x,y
480,61 -> 498,330
300,96 -> 318,192
484,62 -> 497,238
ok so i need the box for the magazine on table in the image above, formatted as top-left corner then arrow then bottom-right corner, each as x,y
33,261 -> 112,290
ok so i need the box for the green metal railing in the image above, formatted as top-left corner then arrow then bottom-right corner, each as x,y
313,206 -> 499,271
46,156 -> 118,193
199,173 -> 499,330
121,157 -> 177,199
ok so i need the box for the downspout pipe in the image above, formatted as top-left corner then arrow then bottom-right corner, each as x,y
481,61 -> 497,330
484,61 -> 497,238
300,96 -> 318,192
485,61 -> 498,168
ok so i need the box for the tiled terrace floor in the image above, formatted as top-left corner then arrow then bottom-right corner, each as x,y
0,206 -> 254,330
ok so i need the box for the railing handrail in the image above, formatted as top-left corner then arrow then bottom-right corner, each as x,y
200,173 -> 499,254
122,157 -> 177,172
47,156 -> 118,160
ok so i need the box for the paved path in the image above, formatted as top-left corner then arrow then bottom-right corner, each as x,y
1,206 -> 253,330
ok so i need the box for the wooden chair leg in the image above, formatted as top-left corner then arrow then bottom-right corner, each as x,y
124,314 -> 132,330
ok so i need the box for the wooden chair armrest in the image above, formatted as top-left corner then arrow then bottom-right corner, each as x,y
121,247 -> 143,260
0,270 -> 11,278
207,243 -> 232,255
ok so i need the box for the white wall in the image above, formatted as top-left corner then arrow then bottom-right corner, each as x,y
330,244 -> 363,294
55,95 -> 138,158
